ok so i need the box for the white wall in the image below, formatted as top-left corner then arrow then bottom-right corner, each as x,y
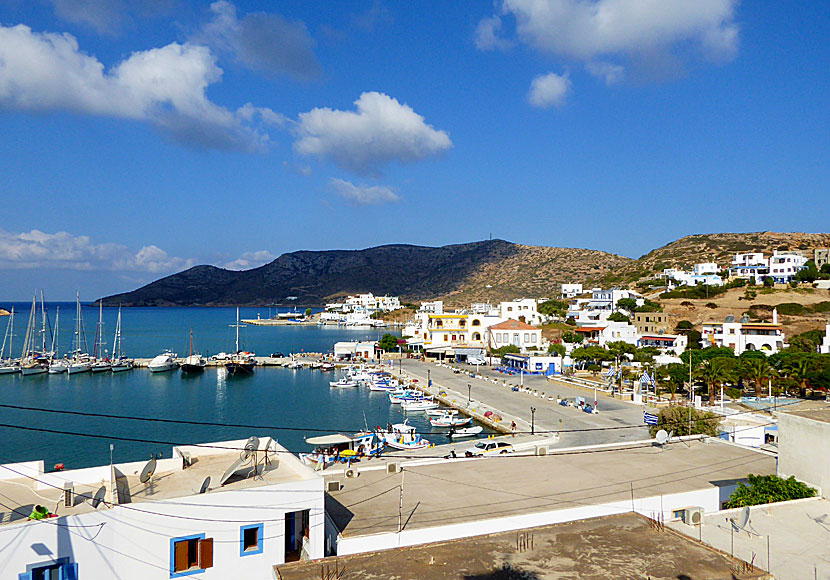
3,473 -> 325,579
778,412 -> 830,498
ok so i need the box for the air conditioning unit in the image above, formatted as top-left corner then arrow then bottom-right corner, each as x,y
387,462 -> 401,474
63,482 -> 74,508
326,481 -> 342,493
345,468 -> 358,479
682,506 -> 704,525
535,446 -> 548,456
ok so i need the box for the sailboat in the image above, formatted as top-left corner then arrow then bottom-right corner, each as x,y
48,306 -> 69,374
0,307 -> 20,374
20,294 -> 48,376
90,302 -> 111,373
110,306 -> 133,372
225,307 -> 256,375
68,292 -> 91,375
181,328 -> 206,374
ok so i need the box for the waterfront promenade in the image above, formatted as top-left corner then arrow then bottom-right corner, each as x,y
399,360 -> 648,446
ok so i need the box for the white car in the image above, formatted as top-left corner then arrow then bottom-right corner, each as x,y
467,356 -> 486,365
464,441 -> 513,457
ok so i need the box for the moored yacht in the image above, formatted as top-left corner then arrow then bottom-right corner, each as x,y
181,329 -> 206,374
148,351 -> 178,373
225,308 -> 256,376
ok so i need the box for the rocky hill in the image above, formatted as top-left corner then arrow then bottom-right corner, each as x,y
101,240 -> 631,307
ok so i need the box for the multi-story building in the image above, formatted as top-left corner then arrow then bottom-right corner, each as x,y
664,263 -> 723,287
730,253 -> 770,284
815,249 -> 830,270
419,300 -> 443,314
632,311 -> 670,335
344,293 -> 400,312
700,311 -> 786,355
586,288 -> 643,312
769,251 -> 807,283
561,283 -> 583,299
574,321 -> 638,347
487,319 -> 542,352
637,334 -> 687,355
498,298 -> 545,325
821,323 -> 830,355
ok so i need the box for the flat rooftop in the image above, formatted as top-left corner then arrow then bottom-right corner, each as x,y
325,439 -> 776,537
669,497 -> 830,580
0,436 -> 316,526
780,408 -> 830,424
276,512 -> 770,580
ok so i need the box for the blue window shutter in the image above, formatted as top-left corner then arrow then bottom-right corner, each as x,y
61,563 -> 78,580
19,574 -> 32,580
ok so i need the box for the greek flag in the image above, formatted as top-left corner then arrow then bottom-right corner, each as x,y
640,371 -> 654,385
604,367 -> 614,378
643,411 -> 659,426
616,368 -> 622,379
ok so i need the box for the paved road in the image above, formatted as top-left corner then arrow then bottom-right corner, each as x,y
400,359 -> 649,447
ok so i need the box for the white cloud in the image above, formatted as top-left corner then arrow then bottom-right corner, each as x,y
223,250 -> 276,271
527,71 -> 571,108
0,229 -> 193,273
329,178 -> 400,205
475,15 -> 513,51
0,23 -> 279,151
294,92 -> 452,174
46,0 -> 175,35
499,0 -> 739,61
586,61 -> 624,85
197,1 -> 320,80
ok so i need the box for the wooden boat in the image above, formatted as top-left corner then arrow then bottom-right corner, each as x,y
449,426 -> 484,438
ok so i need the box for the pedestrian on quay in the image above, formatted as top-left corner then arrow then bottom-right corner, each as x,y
511,421 -> 516,437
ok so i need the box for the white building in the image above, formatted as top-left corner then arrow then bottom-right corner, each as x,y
586,288 -> 643,312
502,353 -> 561,375
731,252 -> 769,284
769,251 -> 807,283
344,293 -> 400,312
561,284 -> 583,299
487,319 -> 542,352
418,301 -> 443,314
700,311 -> 786,355
637,333 -> 688,355
498,299 -> 545,325
334,341 -> 378,360
664,263 -> 723,287
405,310 -> 503,357
3,438 -> 325,580
820,324 -> 830,354
574,321 -> 638,347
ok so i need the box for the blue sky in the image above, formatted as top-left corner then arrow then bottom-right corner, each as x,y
0,1 -> 827,300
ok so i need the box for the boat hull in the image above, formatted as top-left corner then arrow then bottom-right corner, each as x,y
225,362 -> 255,375
0,366 -> 20,375
181,364 -> 206,373
21,365 -> 47,376
148,363 -> 178,373
68,364 -> 91,375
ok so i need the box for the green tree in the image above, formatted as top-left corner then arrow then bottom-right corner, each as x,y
562,331 -> 583,344
607,312 -> 630,323
725,474 -> 816,508
648,406 -> 721,437
633,347 -> 658,364
696,357 -> 735,403
547,343 -> 566,357
780,355 -> 816,396
742,357 -> 774,397
491,345 -> 520,356
795,260 -> 820,283
788,329 -> 825,353
686,329 -> 702,349
304,307 -> 312,318
538,299 -> 568,318
674,320 -> 694,333
378,333 -> 401,352
635,299 -> 663,312
616,297 -> 638,312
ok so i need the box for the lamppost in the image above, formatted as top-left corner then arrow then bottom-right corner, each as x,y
427,368 -> 431,390
467,383 -> 472,406
398,345 -> 402,376
530,406 -> 536,435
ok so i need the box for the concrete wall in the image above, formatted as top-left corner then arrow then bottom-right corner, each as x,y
336,484 -> 735,556
778,413 -> 830,497
4,476 -> 325,579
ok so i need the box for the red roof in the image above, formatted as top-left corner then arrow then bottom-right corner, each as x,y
575,327 -> 605,333
489,319 -> 537,331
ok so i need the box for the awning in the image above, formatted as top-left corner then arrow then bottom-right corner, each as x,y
305,434 -> 354,446
454,347 -> 485,356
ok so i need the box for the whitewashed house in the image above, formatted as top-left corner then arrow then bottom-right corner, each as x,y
701,311 -> 786,355
574,321 -> 638,347
731,252 -> 769,284
487,319 -> 542,352
820,323 -> 830,354
498,299 -> 545,325
3,438 -> 325,580
769,251 -> 807,283
561,284 -> 583,299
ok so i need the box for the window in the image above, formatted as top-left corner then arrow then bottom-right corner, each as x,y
240,523 -> 264,556
459,320 -> 466,328
524,333 -> 529,342
171,534 -> 213,577
21,560 -> 78,580
472,332 -> 481,341
472,319 -> 481,326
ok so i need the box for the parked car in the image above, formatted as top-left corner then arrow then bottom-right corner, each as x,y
464,441 -> 513,457
467,355 -> 486,365
270,352 -> 285,358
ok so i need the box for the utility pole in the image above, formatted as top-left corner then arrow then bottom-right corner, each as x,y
467,383 -> 472,407
530,406 -> 536,435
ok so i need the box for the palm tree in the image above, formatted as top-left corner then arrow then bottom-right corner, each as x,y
744,358 -> 774,397
781,357 -> 815,396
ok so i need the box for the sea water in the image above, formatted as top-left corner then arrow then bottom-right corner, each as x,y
0,303 -> 464,469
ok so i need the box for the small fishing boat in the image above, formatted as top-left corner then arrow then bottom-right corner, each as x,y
430,412 -> 472,427
225,308 -> 256,375
329,377 -> 357,388
320,362 -> 335,371
300,432 -> 382,470
449,426 -> 484,438
379,420 -> 430,450
426,408 -> 454,417
368,379 -> 398,391
401,399 -> 438,411
181,329 -> 206,374
148,351 -> 178,373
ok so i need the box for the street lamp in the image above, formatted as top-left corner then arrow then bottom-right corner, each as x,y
427,368 -> 431,389
467,383 -> 472,406
530,406 -> 536,435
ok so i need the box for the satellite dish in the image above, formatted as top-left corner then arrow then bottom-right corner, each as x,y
218,456 -> 246,487
91,485 -> 107,509
655,429 -> 669,445
725,314 -> 735,323
139,456 -> 157,484
241,436 -> 260,461
199,476 -> 211,494
667,430 -> 674,441
729,506 -> 751,532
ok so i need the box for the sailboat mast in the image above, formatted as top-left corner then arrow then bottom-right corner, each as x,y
50,306 -> 60,361
40,290 -> 47,354
21,295 -> 36,361
112,306 -> 122,359
236,307 -> 240,353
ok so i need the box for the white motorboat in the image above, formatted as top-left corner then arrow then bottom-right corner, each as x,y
300,432 -> 382,469
148,351 -> 178,373
379,420 -> 430,450
111,357 -> 134,373
20,363 -> 47,376
369,380 -> 398,391
426,408 -> 455,417
49,360 -> 70,374
402,399 -> 438,411
329,377 -> 358,388
449,426 -> 484,438
90,360 -> 112,373
430,412 -> 473,427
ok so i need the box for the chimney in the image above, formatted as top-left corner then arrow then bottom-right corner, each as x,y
772,308 -> 778,324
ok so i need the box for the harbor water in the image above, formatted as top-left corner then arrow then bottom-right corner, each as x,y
0,303 -> 474,470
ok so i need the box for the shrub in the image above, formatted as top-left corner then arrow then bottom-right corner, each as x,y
681,301 -> 693,307
607,312 -> 630,323
812,301 -> 830,312
705,302 -> 718,309
726,387 -> 743,400
725,474 -> 816,508
648,406 -> 721,437
776,302 -> 809,316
